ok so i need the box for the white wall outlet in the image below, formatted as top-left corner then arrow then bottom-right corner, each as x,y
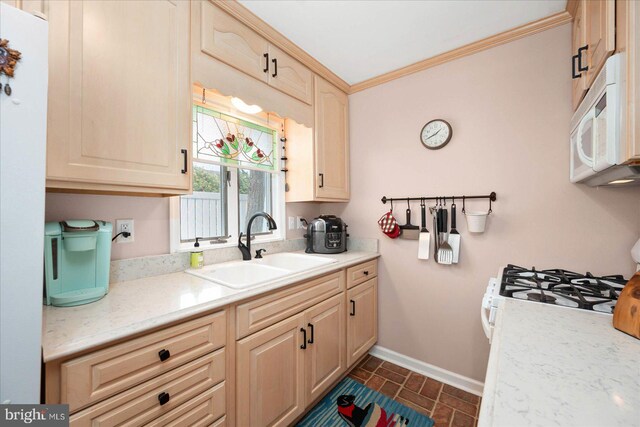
296,216 -> 306,229
115,219 -> 134,243
288,216 -> 295,230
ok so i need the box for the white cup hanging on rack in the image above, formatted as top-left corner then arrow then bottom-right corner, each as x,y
465,211 -> 488,233
462,195 -> 493,233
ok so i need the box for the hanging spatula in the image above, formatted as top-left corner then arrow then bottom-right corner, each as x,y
418,200 -> 430,259
437,205 -> 453,265
449,202 -> 461,263
400,203 -> 420,240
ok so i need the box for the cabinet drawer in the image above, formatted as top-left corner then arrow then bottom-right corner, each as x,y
70,350 -> 225,426
347,260 -> 378,289
236,271 -> 344,339
62,311 -> 226,412
148,383 -> 225,427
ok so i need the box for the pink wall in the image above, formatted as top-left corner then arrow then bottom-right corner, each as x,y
45,194 -> 320,260
323,24 -> 640,382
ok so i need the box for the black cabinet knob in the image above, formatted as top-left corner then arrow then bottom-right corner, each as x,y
363,270 -> 369,276
158,349 -> 171,362
158,392 -> 170,405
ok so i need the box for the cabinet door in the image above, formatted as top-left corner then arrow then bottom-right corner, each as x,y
46,0 -> 191,191
585,0 -> 615,88
346,278 -> 378,367
268,45 -> 313,105
200,1 -> 268,83
1,0 -> 45,16
627,0 -> 640,160
314,77 -> 350,200
305,294 -> 346,404
572,1 -> 588,110
236,313 -> 305,427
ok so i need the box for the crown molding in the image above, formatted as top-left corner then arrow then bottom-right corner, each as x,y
212,0 -> 350,93
349,11 -> 572,94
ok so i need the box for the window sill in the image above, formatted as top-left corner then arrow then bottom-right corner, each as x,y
173,235 -> 286,254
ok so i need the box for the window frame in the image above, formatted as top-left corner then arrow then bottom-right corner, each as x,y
169,95 -> 286,254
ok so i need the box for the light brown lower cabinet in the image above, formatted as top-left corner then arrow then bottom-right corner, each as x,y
45,261 -> 378,427
347,278 -> 378,367
236,313 -> 306,427
70,351 -> 225,426
236,293 -> 347,427
305,294 -> 346,404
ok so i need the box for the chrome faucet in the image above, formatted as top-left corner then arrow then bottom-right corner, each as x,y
238,212 -> 278,260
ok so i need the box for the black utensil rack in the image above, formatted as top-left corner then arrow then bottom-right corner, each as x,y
381,192 -> 497,213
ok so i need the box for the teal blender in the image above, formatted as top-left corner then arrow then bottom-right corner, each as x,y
44,220 -> 112,307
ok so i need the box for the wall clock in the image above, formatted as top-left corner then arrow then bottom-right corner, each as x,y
420,119 -> 452,150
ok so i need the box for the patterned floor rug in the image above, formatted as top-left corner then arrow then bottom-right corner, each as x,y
297,377 -> 435,427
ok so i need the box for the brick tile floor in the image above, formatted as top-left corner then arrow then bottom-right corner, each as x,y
347,354 -> 481,427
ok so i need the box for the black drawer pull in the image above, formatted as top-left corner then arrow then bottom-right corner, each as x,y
158,392 -> 170,406
577,45 -> 588,72
158,349 -> 171,361
272,57 -> 278,77
350,299 -> 356,316
180,149 -> 188,174
307,323 -> 314,344
319,173 -> 324,188
300,328 -> 307,349
363,270 -> 369,276
263,53 -> 269,73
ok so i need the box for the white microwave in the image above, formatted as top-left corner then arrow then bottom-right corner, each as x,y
570,53 -> 640,186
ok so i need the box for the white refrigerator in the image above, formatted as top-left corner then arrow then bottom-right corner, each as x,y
0,4 -> 48,403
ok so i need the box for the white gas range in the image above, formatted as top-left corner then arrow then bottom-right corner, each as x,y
481,264 -> 628,343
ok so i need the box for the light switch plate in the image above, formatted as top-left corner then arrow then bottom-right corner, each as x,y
296,216 -> 306,229
288,216 -> 295,230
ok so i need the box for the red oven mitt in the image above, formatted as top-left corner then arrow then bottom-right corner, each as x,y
378,211 -> 401,239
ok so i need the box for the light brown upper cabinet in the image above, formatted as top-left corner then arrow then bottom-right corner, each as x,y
314,77 -> 350,200
285,77 -> 350,202
618,0 -> 640,161
571,0 -> 615,111
267,44 -> 314,106
584,0 -> 615,87
46,0 -> 191,195
2,0 -> 47,17
199,2 -> 312,105
200,1 -> 268,84
571,1 -> 588,110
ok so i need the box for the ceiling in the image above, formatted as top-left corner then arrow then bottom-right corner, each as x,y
238,0 -> 567,85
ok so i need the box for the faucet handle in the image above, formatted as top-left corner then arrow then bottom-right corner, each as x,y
255,249 -> 266,259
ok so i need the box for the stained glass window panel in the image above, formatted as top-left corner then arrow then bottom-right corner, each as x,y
193,105 -> 277,171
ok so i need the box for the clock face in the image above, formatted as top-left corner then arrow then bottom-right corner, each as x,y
420,119 -> 452,149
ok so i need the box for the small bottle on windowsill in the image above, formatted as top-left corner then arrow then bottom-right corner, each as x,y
190,237 -> 204,269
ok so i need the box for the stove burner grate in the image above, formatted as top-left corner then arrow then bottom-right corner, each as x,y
500,264 -> 627,313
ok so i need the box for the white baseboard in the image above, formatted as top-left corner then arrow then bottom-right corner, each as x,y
369,345 -> 484,397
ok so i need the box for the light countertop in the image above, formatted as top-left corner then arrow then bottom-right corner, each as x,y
479,298 -> 640,427
42,251 -> 379,363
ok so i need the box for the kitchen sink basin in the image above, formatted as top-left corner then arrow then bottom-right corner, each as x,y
186,252 -> 337,289
254,252 -> 337,272
187,262 -> 291,289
